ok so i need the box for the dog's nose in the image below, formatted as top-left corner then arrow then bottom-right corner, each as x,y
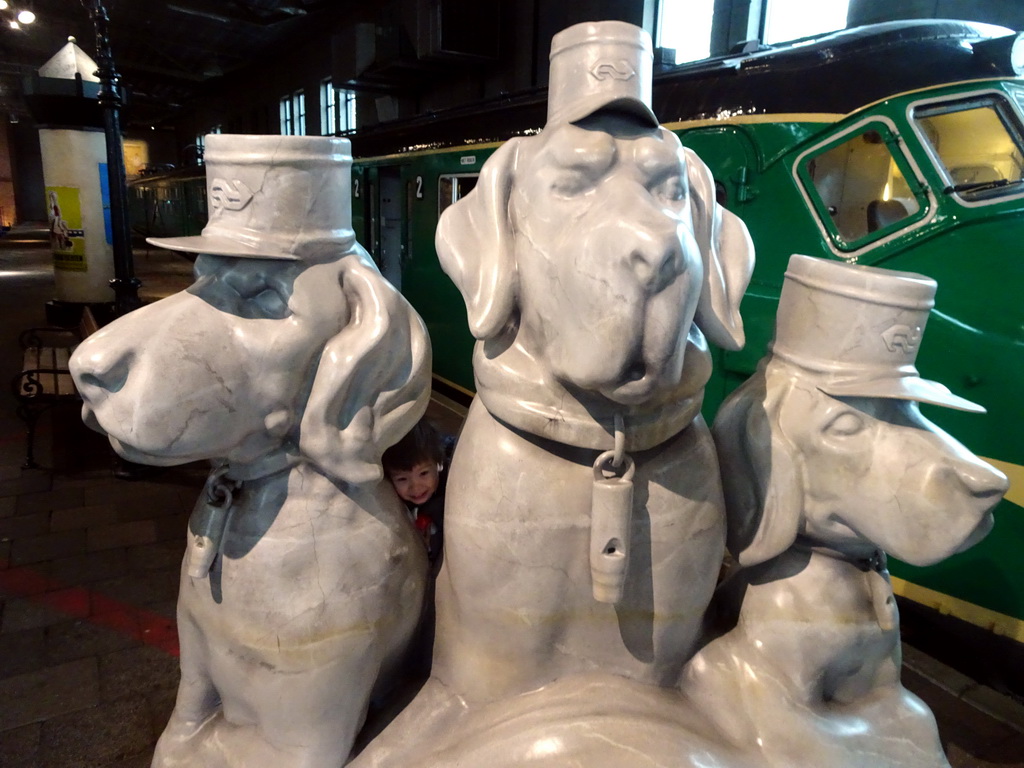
621,216 -> 684,291
948,456 -> 1010,500
629,241 -> 680,290
70,339 -> 134,401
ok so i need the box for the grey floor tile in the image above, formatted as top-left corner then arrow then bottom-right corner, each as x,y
48,548 -> 129,585
15,486 -> 85,515
86,521 -> 158,552
0,472 -> 52,499
39,696 -> 152,768
0,510 -> 52,539
1,595 -> 80,633
11,530 -> 87,565
127,542 -> 184,573
147,685 -> 178,741
46,619 -> 139,665
50,503 -> 119,532
93,569 -> 180,607
0,657 -> 99,730
0,722 -> 42,768
0,494 -> 16,518
107,751 -> 157,768
98,645 -> 180,702
0,627 -> 46,678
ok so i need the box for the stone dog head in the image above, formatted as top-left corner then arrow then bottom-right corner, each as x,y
436,22 -> 753,410
71,249 -> 429,487
712,255 -> 1008,568
438,121 -> 752,406
70,135 -> 429,487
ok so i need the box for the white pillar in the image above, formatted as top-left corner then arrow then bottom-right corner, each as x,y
39,127 -> 116,304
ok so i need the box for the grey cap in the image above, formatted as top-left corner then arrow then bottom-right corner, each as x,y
147,134 -> 355,261
547,21 -> 658,127
771,253 -> 984,412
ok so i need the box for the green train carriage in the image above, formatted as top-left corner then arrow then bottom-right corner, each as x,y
345,19 -> 1024,671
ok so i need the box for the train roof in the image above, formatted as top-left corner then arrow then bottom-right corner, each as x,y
349,19 -> 1024,159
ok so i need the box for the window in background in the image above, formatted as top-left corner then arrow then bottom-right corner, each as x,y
279,95 -> 293,135
280,90 -> 305,135
763,0 -> 850,44
320,80 -> 357,134
339,88 -> 357,133
194,126 -> 220,163
657,0 -> 715,64
438,174 -> 479,216
914,95 -> 1024,202
798,124 -> 922,247
293,90 -> 306,136
321,78 -> 336,135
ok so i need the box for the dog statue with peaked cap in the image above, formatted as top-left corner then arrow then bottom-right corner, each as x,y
682,254 -> 1008,767
350,21 -> 756,768
70,135 -> 431,768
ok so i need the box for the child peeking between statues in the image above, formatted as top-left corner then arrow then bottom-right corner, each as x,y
383,418 -> 454,565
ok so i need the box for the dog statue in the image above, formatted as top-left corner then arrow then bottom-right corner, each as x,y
70,135 -> 431,768
351,21 -> 755,768
681,254 -> 1009,767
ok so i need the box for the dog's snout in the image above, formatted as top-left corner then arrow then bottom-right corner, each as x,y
71,344 -> 133,399
628,238 -> 681,291
948,457 -> 1010,500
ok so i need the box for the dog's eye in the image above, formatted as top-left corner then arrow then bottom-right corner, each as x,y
824,411 -> 868,437
551,169 -> 595,197
651,175 -> 685,202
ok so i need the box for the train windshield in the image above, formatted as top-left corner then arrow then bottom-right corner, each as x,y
797,122 -> 926,250
912,94 -> 1024,203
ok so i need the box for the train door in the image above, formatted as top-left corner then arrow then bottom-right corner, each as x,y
350,164 -> 369,249
378,167 -> 403,290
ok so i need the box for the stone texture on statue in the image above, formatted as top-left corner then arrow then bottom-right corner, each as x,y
69,135 -> 431,768
682,253 -> 1009,767
433,18 -> 754,703
351,21 -> 756,768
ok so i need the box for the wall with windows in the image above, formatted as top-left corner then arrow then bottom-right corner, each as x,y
166,0 -> 1024,163
169,36 -> 333,165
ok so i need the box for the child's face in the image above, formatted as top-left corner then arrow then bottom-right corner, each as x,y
389,460 -> 440,506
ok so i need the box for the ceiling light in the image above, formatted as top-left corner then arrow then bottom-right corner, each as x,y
8,19 -> 18,29
17,10 -> 34,24
0,2 -> 9,10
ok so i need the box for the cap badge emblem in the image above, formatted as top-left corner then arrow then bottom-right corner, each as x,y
882,324 -> 922,353
591,60 -> 636,81
210,178 -> 254,213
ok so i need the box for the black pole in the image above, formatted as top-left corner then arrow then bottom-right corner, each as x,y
82,0 -> 140,316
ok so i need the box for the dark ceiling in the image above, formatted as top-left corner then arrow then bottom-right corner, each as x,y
0,0 -> 356,128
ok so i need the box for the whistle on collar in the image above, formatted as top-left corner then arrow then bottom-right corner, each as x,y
186,471 -> 237,579
590,450 -> 635,605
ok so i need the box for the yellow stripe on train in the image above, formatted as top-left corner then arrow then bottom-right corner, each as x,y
980,457 -> 1024,509
891,577 -> 1024,643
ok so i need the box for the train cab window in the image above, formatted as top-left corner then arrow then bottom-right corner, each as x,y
912,95 -> 1024,203
798,123 -> 924,249
438,174 -> 479,216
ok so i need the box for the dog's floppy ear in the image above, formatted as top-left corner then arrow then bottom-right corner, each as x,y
299,251 -> 431,486
684,145 -> 755,351
436,137 -> 522,339
712,364 -> 803,566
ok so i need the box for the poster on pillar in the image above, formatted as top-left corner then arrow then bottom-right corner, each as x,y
98,162 -> 113,245
45,185 -> 87,271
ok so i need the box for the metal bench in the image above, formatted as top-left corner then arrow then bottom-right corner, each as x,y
12,307 -> 100,468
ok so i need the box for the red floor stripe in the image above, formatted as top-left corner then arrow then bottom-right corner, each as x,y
0,558 -> 180,657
